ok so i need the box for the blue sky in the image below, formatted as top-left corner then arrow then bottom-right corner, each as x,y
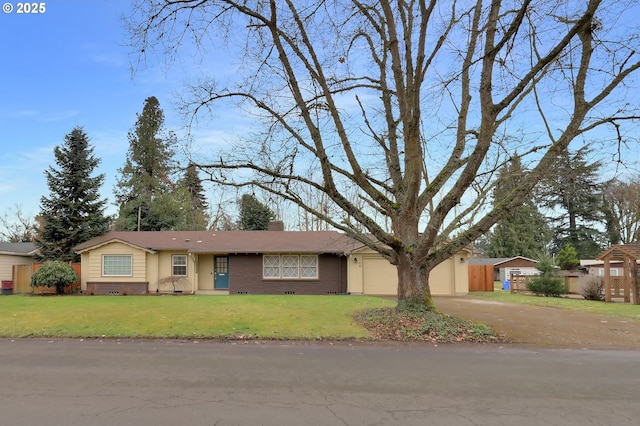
1,1 -> 639,231
0,1 -> 240,220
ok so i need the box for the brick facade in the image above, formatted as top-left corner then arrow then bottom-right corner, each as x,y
229,254 -> 348,294
86,282 -> 148,295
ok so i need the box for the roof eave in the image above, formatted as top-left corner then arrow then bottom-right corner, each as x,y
76,238 -> 157,254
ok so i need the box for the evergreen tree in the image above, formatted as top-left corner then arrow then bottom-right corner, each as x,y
178,163 -> 210,230
487,205 -> 550,259
556,243 -> 580,270
526,256 -> 567,297
114,96 -> 179,231
239,194 -> 275,230
487,157 -> 550,258
36,127 -> 108,261
536,147 -> 605,259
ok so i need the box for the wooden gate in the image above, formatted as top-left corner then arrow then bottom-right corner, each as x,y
12,264 -> 33,294
468,264 -> 494,292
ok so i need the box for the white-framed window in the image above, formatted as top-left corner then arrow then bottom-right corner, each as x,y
281,255 -> 300,278
263,255 -> 281,278
598,268 -> 619,276
300,255 -> 318,278
263,254 -> 318,279
103,255 -> 132,276
172,255 -> 187,276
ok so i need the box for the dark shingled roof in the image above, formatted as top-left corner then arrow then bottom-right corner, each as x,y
0,242 -> 37,256
468,256 -> 538,266
75,231 -> 363,255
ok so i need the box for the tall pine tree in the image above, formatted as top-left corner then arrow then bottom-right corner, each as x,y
239,194 -> 275,230
114,96 -> 180,231
178,162 -> 210,230
36,127 -> 109,261
536,147 -> 605,258
487,157 -> 550,259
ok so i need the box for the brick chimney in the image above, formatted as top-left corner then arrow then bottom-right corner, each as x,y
268,221 -> 285,231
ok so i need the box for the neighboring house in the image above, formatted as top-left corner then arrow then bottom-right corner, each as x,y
579,259 -> 624,277
0,242 -> 37,284
74,230 -> 470,296
468,256 -> 539,282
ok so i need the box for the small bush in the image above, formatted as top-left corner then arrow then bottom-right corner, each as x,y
527,275 -> 568,297
527,256 -> 568,297
580,275 -> 604,301
31,261 -> 78,295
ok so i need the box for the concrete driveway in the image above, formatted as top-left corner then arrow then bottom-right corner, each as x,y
434,296 -> 640,349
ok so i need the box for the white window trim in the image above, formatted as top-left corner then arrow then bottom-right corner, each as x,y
172,254 -> 188,276
599,268 -> 619,276
300,255 -> 319,278
102,255 -> 133,277
262,254 -> 319,279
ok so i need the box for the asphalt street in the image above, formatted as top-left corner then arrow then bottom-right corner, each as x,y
0,339 -> 638,426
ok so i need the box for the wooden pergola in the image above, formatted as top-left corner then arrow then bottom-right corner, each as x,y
596,244 -> 640,304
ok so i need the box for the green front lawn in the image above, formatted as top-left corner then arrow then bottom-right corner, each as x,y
0,295 -> 394,339
471,291 -> 640,321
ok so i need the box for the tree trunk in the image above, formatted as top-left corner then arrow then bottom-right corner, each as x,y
396,251 -> 434,311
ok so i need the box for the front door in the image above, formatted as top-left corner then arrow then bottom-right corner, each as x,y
214,256 -> 229,289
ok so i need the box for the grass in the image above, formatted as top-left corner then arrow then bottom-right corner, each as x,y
0,295 -> 394,339
471,291 -> 640,321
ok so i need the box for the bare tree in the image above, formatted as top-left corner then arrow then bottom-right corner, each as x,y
604,178 -> 640,244
0,205 -> 38,243
127,0 -> 640,309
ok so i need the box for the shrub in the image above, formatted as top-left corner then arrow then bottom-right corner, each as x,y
580,275 -> 604,301
31,261 -> 78,295
527,256 -> 568,297
556,243 -> 580,270
527,275 -> 568,297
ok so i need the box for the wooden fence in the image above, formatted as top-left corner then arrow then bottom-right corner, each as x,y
468,264 -> 495,292
11,263 -> 81,294
509,273 -> 586,295
509,274 -> 533,293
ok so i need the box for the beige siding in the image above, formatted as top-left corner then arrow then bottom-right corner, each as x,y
81,243 -> 200,294
430,258 -> 457,295
453,254 -> 469,295
80,253 -> 89,290
146,252 -> 159,292
347,254 -> 364,294
81,242 -> 148,292
0,254 -> 32,282
155,251 -> 195,293
348,248 -> 469,296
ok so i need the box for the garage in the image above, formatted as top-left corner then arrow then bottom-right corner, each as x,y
348,247 -> 469,296
362,256 -> 398,295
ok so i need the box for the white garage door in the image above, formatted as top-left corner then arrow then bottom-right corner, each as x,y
362,257 -> 398,295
